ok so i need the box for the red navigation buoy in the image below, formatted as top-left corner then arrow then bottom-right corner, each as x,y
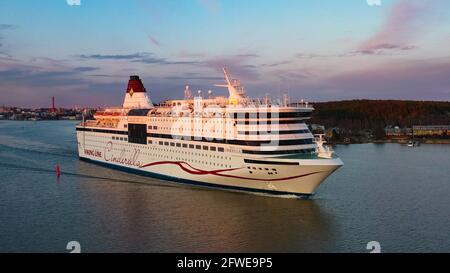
56,164 -> 61,178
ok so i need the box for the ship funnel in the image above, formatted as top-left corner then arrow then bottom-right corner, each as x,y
122,75 -> 154,109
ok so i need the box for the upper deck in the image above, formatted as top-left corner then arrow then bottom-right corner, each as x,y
76,68 -> 319,156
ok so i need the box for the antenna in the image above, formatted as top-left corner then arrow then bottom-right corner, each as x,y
184,85 -> 192,100
223,67 -> 232,86
283,93 -> 290,107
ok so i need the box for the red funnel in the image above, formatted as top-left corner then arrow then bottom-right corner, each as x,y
126,76 -> 146,94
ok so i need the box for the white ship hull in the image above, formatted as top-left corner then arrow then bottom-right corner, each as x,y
76,130 -> 343,196
76,71 -> 344,196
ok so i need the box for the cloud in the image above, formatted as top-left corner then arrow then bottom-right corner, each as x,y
205,54 -> 261,82
323,58 -> 450,100
0,57 -> 127,107
73,66 -> 100,72
235,53 -> 260,58
78,52 -> 200,66
78,52 -> 167,64
148,35 -> 161,48
78,53 -> 148,60
0,24 -> 17,53
358,0 -> 446,54
0,24 -> 17,30
296,53 -> 330,59
259,61 -> 292,68
164,75 -> 223,81
176,51 -> 207,58
350,44 -> 418,56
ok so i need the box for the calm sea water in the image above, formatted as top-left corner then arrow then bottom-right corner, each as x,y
0,120 -> 449,253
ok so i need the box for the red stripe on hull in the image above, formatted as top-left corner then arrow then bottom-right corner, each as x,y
140,161 -> 322,182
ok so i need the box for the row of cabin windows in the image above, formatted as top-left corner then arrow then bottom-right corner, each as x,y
156,141 -> 224,152
150,118 -> 234,124
234,112 -> 311,119
112,134 -> 224,152
137,114 -> 308,124
239,129 -> 311,135
106,141 -> 231,161
156,127 -> 234,134
112,136 -> 127,141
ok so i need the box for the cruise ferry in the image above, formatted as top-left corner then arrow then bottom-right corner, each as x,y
76,68 -> 343,196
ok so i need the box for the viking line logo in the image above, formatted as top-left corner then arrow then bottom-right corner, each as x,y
84,149 -> 102,158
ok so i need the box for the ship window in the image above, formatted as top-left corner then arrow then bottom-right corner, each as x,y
164,142 -> 169,146
218,147 -> 224,152
128,124 -> 147,144
203,146 -> 208,151
210,147 -> 216,151
196,145 -> 201,150
170,142 -> 175,147
112,136 -> 115,140
128,109 -> 151,116
182,144 -> 188,148
148,140 -> 152,144
176,143 -> 181,147
124,124 -> 128,128
189,144 -> 195,149
159,141 -> 163,145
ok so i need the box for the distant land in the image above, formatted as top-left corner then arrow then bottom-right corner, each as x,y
2,100 -> 450,144
310,100 -> 450,144
311,100 -> 450,130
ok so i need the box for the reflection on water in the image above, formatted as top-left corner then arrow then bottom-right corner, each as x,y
1,121 -> 449,252
75,161 -> 336,252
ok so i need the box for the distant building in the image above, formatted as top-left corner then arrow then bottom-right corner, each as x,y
413,125 -> 450,137
310,124 -> 325,133
385,126 -> 412,139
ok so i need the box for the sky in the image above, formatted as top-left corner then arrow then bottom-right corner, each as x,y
1,0 -> 450,108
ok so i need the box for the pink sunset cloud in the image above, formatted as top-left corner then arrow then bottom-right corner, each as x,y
359,0 -> 445,54
323,58 -> 450,100
148,35 -> 161,48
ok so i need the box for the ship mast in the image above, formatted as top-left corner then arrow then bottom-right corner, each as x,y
215,67 -> 247,105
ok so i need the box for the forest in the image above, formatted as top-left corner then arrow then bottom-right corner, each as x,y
310,100 -> 450,134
